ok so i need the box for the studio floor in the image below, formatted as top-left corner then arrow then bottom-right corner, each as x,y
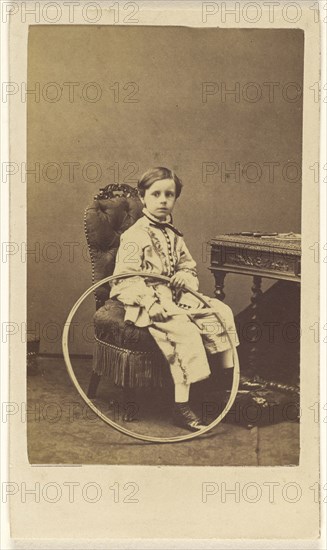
27,357 -> 299,466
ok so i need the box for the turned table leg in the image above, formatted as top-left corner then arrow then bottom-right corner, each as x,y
214,271 -> 226,301
248,275 -> 263,376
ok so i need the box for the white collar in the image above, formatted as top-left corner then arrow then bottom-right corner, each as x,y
142,207 -> 172,224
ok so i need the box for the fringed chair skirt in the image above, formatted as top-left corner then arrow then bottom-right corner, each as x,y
92,335 -> 166,388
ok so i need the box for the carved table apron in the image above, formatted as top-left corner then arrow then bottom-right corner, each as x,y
209,234 -> 301,374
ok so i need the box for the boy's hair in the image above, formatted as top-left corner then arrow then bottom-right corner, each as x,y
137,167 -> 183,198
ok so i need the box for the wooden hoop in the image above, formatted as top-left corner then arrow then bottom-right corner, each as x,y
62,273 -> 240,443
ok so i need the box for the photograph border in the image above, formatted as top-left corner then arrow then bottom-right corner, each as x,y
2,0 -> 324,544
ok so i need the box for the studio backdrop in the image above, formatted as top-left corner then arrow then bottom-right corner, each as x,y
27,26 -> 303,355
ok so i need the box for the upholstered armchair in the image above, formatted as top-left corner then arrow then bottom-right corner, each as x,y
84,183 -> 169,411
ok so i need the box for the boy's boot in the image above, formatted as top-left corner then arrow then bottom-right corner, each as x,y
173,402 -> 207,432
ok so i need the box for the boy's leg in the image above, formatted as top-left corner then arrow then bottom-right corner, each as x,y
148,315 -> 211,386
148,316 -> 209,431
191,298 -> 239,391
208,350 -> 235,391
174,382 -> 190,403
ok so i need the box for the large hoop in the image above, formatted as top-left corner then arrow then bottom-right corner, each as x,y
62,273 -> 240,443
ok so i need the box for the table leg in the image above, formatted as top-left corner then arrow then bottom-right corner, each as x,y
248,275 -> 263,376
214,271 -> 226,301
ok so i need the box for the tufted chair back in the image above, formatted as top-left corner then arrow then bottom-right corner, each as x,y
84,184 -> 144,309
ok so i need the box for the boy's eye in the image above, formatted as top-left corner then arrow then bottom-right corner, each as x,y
150,190 -> 175,198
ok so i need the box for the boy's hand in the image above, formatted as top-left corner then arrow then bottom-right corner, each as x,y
148,303 -> 170,322
169,271 -> 189,290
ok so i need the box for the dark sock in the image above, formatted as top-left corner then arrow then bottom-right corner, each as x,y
219,368 -> 235,390
210,367 -> 235,391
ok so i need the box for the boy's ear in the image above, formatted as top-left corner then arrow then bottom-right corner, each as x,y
138,190 -> 145,205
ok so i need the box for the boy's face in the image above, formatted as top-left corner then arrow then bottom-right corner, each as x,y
141,178 -> 176,220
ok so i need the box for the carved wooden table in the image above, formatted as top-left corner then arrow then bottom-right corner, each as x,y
209,234 -> 301,375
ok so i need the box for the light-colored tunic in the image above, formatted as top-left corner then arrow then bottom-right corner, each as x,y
110,210 -> 239,385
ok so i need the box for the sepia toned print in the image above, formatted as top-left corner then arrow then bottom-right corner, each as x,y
26,24 -> 303,463
6,1 -> 321,543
